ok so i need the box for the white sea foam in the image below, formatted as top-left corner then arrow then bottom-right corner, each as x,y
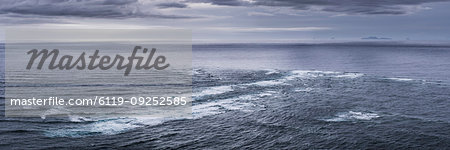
286,70 -> 346,80
40,107 -> 71,119
48,116 -> 184,137
291,70 -> 338,74
334,73 -> 364,79
68,115 -> 93,122
195,70 -> 359,98
247,80 -> 286,86
385,77 -> 414,81
286,70 -> 321,79
193,85 -> 234,97
47,69 -> 365,137
192,102 -> 223,119
192,94 -> 258,119
89,119 -> 141,135
258,93 -> 272,97
193,69 -> 203,75
294,87 -> 314,92
324,111 -> 380,122
218,98 -> 254,111
49,93 -> 262,137
264,69 -> 280,75
258,90 -> 278,97
46,118 -> 143,137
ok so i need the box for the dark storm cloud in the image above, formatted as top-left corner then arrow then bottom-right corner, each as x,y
190,0 -> 450,15
100,0 -> 138,5
253,0 -> 450,15
156,2 -> 188,9
0,0 -> 195,19
188,0 -> 249,6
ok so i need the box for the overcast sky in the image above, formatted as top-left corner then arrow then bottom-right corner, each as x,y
1,0 -> 450,43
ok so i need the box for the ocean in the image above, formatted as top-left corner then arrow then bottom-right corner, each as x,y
1,43 -> 450,149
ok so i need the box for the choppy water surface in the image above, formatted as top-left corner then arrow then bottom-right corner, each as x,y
1,43 -> 450,149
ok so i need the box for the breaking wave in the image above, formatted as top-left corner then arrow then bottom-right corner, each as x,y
324,111 -> 380,122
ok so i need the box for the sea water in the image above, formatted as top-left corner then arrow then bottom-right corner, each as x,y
1,43 -> 449,149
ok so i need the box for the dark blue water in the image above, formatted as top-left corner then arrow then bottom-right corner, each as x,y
1,43 -> 450,149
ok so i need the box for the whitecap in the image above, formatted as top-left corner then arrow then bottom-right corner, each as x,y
259,93 -> 272,97
258,90 -> 278,97
193,85 -> 234,97
385,77 -> 414,81
68,115 -> 93,122
47,91 -> 265,137
88,118 -> 141,135
246,80 -> 286,86
193,69 -> 203,75
264,69 -> 280,75
334,73 -> 364,79
324,111 -> 380,122
192,94 -> 258,119
294,87 -> 314,92
40,107 -> 71,119
286,70 -> 339,80
192,102 -> 223,119
46,118 -> 142,137
287,70 -> 363,80
46,116 -> 179,137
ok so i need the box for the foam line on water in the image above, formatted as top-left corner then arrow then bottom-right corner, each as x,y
193,85 -> 234,97
244,80 -> 286,86
45,118 -> 142,137
263,69 -> 280,75
324,111 -> 380,122
45,92 -> 264,137
44,69 -> 365,137
385,77 -> 415,81
286,70 -> 363,80
192,94 -> 260,119
335,73 -> 364,79
193,70 -> 363,99
294,87 -> 314,92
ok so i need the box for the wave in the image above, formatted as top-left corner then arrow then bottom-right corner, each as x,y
41,69 -> 366,137
45,93 -> 262,137
44,87 -> 274,138
286,70 -> 363,80
244,70 -> 363,89
45,117 -> 143,137
68,115 -> 94,122
193,85 -> 234,98
323,111 -> 380,122
263,69 -> 280,75
258,90 -> 277,97
294,88 -> 314,92
244,80 -> 286,86
385,77 -> 415,81
192,94 -> 259,119
335,73 -> 364,79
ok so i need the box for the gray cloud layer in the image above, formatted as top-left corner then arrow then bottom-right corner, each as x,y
156,2 -> 188,9
188,0 -> 248,6
194,0 -> 450,15
0,0 -> 448,24
0,0 -> 194,19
